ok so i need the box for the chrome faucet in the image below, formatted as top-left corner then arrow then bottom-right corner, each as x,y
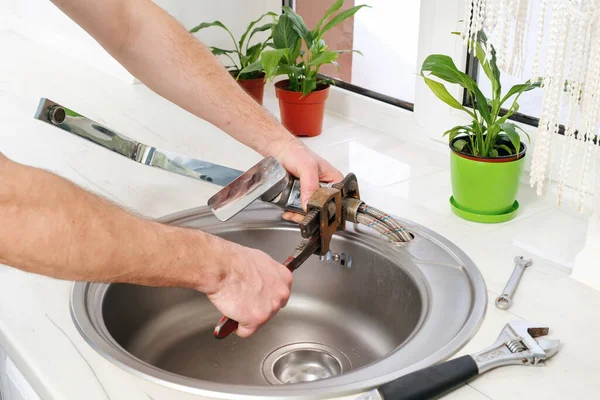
33,98 -> 308,218
34,98 -> 244,187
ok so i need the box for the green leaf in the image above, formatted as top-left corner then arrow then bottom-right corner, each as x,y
500,81 -> 541,106
313,39 -> 327,52
246,23 -> 275,48
497,144 -> 514,155
319,5 -> 370,41
273,14 -> 300,50
444,124 -> 473,137
237,60 -> 264,76
475,42 -> 501,104
209,47 -> 237,56
239,12 -> 277,50
277,64 -> 303,75
513,123 -> 532,143
421,53 -> 492,124
422,76 -> 470,113
289,37 -> 303,62
473,87 -> 492,125
244,43 -> 263,66
490,149 -> 499,157
448,130 -> 464,142
313,0 -> 344,36
499,123 -> 522,154
260,49 -> 288,79
419,54 -> 493,123
190,20 -> 239,56
282,6 -> 313,48
210,47 -> 239,70
444,125 -> 470,142
190,20 -> 227,33
453,139 -> 468,152
302,77 -> 317,96
307,50 -> 339,67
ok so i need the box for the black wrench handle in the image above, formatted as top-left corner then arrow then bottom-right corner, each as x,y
378,355 -> 479,400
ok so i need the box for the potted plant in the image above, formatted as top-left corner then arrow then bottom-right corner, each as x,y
420,31 -> 541,223
239,1 -> 368,136
190,12 -> 277,105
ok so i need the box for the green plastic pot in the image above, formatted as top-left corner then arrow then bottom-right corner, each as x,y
449,137 -> 526,223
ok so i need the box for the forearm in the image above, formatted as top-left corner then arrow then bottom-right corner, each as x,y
51,0 -> 295,157
0,154 -> 224,291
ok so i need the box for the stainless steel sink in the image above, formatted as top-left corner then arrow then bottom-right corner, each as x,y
71,204 -> 486,399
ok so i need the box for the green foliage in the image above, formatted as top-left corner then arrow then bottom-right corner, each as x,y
189,12 -> 277,80
241,1 -> 369,95
420,31 -> 541,158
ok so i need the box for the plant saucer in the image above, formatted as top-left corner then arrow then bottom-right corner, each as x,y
449,196 -> 519,223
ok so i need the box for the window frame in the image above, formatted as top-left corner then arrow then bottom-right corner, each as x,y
282,0 -> 414,112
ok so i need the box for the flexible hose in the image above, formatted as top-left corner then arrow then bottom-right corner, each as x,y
358,204 -> 413,242
356,212 -> 410,243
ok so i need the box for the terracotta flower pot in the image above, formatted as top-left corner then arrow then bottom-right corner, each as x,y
231,71 -> 266,105
275,80 -> 330,137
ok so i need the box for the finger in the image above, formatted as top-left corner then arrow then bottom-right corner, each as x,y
235,325 -> 256,338
280,287 -> 291,308
317,158 -> 344,183
296,160 -> 320,211
282,212 -> 305,223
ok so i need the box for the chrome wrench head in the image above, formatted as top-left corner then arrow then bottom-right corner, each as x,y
473,320 -> 561,373
207,156 -> 291,221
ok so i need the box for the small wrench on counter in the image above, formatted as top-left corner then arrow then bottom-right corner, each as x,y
495,256 -> 533,310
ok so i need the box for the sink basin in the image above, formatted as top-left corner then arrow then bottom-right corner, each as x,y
71,204 -> 486,399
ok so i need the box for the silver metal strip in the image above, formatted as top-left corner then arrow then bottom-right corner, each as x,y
33,98 -> 243,187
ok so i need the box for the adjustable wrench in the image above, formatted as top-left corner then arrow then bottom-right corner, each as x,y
358,320 -> 561,400
213,173 -> 362,339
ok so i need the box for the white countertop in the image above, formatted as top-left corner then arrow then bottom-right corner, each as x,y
1,30 -> 600,400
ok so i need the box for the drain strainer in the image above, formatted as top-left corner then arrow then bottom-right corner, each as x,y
262,343 -> 352,385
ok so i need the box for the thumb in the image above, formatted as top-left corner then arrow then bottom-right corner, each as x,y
297,161 -> 320,211
235,324 -> 256,338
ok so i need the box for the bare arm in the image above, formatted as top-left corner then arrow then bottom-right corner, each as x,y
50,0 -> 343,207
0,154 -> 291,337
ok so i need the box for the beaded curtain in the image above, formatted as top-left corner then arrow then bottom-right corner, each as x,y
462,0 -> 600,213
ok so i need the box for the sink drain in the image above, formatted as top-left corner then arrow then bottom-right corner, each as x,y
262,343 -> 352,385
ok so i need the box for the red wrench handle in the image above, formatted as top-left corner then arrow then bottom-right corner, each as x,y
212,236 -> 320,340
213,256 -> 296,339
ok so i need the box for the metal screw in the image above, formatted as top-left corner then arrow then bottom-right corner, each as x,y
319,251 -> 353,268
48,106 -> 66,125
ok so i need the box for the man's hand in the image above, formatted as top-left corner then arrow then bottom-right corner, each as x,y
0,154 -> 293,338
45,0 -> 345,336
268,138 -> 344,223
205,239 -> 292,338
51,0 -> 344,215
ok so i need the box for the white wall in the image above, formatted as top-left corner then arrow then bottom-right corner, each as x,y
351,1 -> 421,103
162,0 -> 280,70
0,0 -> 15,15
11,0 -> 134,82
9,0 -> 280,83
0,0 -> 16,30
